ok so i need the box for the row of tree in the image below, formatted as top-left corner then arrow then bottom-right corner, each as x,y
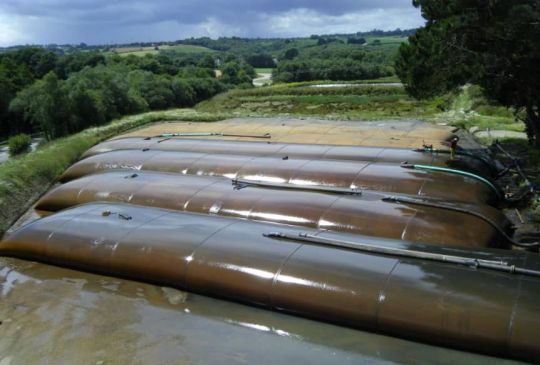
272,41 -> 395,82
273,59 -> 393,83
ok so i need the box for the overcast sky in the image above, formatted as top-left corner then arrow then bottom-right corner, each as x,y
0,0 -> 424,46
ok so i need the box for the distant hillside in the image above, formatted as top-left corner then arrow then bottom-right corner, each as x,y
0,28 -> 415,55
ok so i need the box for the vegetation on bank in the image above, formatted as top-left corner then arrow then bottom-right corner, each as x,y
196,80 -> 521,136
7,134 -> 32,156
439,85 -> 524,133
0,109 -> 230,236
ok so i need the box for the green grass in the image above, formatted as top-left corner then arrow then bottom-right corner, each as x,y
0,109 -> 230,236
162,45 -> 215,54
432,85 -> 525,134
197,81 -> 441,120
118,50 -> 159,57
365,36 -> 407,45
237,84 -> 407,97
255,68 -> 275,74
451,116 -> 524,133
237,94 -> 404,105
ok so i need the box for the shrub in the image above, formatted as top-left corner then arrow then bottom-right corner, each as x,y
8,133 -> 32,155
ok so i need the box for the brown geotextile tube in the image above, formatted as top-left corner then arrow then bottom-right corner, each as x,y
61,149 -> 497,205
36,171 -> 510,248
1,202 -> 539,362
81,137 -> 494,177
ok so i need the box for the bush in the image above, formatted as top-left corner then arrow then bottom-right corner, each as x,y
8,133 -> 32,155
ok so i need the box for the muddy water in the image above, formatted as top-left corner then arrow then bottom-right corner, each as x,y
0,258 -> 523,365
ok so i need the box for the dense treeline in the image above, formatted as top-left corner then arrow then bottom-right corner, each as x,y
273,59 -> 393,83
273,43 -> 395,82
0,48 -> 256,140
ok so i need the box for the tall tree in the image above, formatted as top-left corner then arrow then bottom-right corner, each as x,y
10,72 -> 72,139
396,0 -> 540,147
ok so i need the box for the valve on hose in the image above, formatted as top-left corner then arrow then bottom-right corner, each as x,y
449,136 -> 460,160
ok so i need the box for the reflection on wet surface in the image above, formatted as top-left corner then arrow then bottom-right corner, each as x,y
0,257 -> 524,365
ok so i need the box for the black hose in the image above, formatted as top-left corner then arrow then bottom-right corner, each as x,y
264,232 -> 540,278
382,196 -> 540,249
413,147 -> 498,175
233,178 -> 537,248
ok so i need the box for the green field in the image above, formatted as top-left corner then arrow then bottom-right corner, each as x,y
197,81 -> 443,120
113,44 -> 214,57
196,80 -> 521,131
255,68 -> 275,74
365,36 -> 407,45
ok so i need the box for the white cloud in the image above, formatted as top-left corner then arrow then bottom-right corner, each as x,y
256,7 -> 424,37
0,12 -> 31,45
0,1 -> 424,46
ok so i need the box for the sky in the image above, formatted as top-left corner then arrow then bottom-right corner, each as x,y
0,0 -> 424,46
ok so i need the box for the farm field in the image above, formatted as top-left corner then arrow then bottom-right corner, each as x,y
198,82 -> 448,120
255,68 -> 275,74
111,44 -> 214,56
